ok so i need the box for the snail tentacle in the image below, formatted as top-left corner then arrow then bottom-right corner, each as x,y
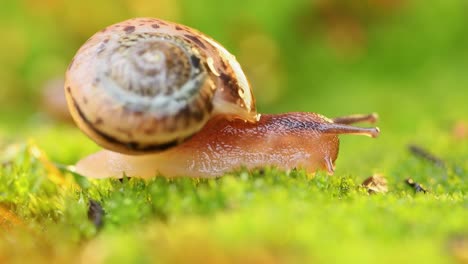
332,113 -> 378,125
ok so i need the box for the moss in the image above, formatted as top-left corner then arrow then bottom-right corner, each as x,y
0,141 -> 466,263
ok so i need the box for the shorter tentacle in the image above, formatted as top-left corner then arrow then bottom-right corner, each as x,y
332,113 -> 378,125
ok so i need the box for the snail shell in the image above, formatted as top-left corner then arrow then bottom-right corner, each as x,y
65,18 -> 257,154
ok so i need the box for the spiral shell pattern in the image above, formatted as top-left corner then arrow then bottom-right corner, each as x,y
65,18 -> 256,154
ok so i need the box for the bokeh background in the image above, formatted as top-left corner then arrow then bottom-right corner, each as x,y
0,1 -> 467,263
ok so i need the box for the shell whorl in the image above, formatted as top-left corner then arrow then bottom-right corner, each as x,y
65,18 -> 257,155
109,37 -> 193,98
100,33 -> 212,117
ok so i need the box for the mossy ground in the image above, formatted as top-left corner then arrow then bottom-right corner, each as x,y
0,0 -> 467,263
0,129 -> 466,263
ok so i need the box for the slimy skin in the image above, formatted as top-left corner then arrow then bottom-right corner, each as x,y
75,113 -> 379,178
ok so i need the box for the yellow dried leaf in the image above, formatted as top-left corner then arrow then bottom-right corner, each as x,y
362,174 -> 388,194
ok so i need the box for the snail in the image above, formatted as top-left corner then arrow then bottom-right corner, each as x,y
65,17 -> 380,179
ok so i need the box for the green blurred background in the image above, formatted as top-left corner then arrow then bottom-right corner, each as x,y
1,0 -> 466,169
0,1 -> 467,263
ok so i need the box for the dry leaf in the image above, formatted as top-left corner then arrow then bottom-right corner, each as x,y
362,174 -> 388,194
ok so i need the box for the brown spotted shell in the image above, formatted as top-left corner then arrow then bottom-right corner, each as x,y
65,17 -> 257,154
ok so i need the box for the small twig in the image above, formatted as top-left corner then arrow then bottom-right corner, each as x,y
405,178 -> 428,193
408,144 -> 445,168
88,200 -> 104,230
52,162 -> 77,173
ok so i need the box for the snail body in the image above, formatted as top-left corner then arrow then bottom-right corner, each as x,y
76,113 -> 379,178
65,18 -> 380,179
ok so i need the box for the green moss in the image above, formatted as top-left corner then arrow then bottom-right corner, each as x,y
0,142 -> 466,263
